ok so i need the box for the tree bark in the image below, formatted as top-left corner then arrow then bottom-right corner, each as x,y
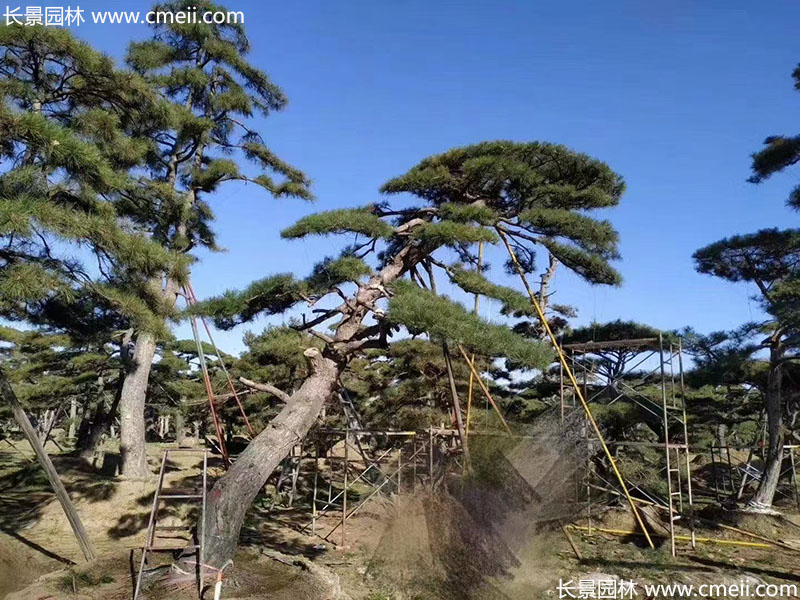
0,366 -> 96,561
203,348 -> 340,566
78,378 -> 123,460
201,230 -> 429,568
68,397 -> 77,440
119,331 -> 157,478
751,339 -> 784,509
175,410 -> 190,446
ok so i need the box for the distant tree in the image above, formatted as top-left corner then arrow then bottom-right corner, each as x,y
561,320 -> 664,386
190,140 -> 625,568
694,229 -> 800,509
113,0 -> 311,478
749,63 -> 800,211
681,326 -> 765,448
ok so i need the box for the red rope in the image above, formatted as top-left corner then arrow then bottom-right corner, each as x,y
185,283 -> 255,438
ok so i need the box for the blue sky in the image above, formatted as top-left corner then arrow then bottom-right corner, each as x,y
54,0 -> 800,353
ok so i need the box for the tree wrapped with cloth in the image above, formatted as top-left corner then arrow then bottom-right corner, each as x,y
192,140 -> 626,568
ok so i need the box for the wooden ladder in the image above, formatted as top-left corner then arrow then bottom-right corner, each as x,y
133,448 -> 208,600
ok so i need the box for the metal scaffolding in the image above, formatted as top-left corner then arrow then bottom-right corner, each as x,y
559,333 -> 695,556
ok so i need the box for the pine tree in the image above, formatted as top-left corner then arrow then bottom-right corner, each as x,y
562,320 -> 666,387
0,24 -> 178,560
190,140 -> 625,568
749,63 -> 800,210
694,228 -> 800,508
113,0 -> 311,478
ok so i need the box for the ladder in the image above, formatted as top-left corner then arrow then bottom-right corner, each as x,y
133,448 -> 208,600
660,335 -> 695,557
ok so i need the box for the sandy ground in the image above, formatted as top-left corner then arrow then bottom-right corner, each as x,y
2,440 -> 800,600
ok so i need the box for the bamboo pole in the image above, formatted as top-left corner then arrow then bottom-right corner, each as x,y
457,344 -> 512,434
465,242 -> 484,433
0,368 -> 96,561
497,228 -> 654,549
442,343 -> 471,468
568,525 -> 771,549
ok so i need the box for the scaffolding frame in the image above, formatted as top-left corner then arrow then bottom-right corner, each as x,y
559,334 -> 695,556
266,426 -> 456,547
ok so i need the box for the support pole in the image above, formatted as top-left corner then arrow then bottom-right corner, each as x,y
0,368 -> 96,561
429,427 -> 434,492
465,242 -> 484,433
442,343 -> 471,469
497,228 -> 654,549
312,443 -> 319,535
457,345 -> 512,434
342,427 -> 348,548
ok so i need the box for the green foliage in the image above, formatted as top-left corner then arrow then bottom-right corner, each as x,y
693,228 -> 800,284
388,281 -> 552,369
281,207 -> 394,240
749,64 -> 800,210
519,208 -> 618,258
448,267 -> 535,317
693,228 -> 800,335
381,141 -> 624,210
306,256 -> 373,290
563,320 -> 664,346
409,221 -> 498,246
439,202 -> 499,225
539,238 -> 621,285
190,274 -> 304,329
382,140 -> 624,285
0,24 -> 183,336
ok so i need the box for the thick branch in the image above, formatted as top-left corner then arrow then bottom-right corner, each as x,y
238,377 -> 291,404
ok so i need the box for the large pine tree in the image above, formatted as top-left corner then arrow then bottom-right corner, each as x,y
114,0 -> 311,478
0,24 -> 179,559
694,229 -> 800,508
192,140 -> 625,568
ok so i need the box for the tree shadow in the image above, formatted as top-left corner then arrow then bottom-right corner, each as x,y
688,555 -> 800,584
108,464 -> 209,540
0,527 -> 75,565
0,451 -> 119,533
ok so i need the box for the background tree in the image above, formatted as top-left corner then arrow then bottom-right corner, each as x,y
561,320 -> 664,387
694,228 -> 800,508
680,326 -> 765,449
112,0 -> 311,478
190,140 -> 625,568
749,63 -> 800,211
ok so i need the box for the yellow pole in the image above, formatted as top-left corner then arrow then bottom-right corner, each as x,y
465,242 -> 484,433
458,344 -> 512,434
568,525 -> 771,549
496,228 -> 655,550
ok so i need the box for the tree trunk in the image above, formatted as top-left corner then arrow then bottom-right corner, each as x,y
119,331 -> 157,479
0,366 -> 96,561
751,340 -> 784,509
79,374 -> 123,459
201,231 -> 429,568
68,397 -> 77,440
175,410 -> 189,446
203,348 -> 340,567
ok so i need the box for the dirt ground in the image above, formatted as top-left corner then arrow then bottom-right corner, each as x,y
2,442 -> 800,600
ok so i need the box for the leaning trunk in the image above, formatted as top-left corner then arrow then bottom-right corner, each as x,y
201,232 -> 429,567
203,348 -> 340,567
751,341 -> 784,509
119,331 -> 157,479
